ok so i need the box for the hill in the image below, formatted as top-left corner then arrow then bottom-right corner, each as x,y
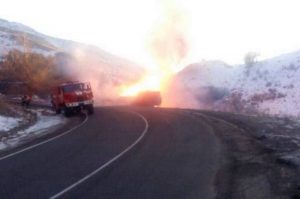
0,18 -> 145,102
166,51 -> 300,117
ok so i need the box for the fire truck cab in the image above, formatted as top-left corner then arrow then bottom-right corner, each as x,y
51,81 -> 94,117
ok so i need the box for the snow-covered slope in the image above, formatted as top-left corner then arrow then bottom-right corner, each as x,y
0,18 -> 145,102
168,51 -> 300,117
0,18 -> 144,71
0,19 -> 59,55
0,19 -> 37,34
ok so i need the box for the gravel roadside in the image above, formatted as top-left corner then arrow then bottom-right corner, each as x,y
189,110 -> 300,199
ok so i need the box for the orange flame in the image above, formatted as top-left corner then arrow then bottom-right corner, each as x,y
120,0 -> 189,101
121,73 -> 161,96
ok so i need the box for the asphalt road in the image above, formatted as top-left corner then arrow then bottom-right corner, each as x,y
0,106 -> 220,199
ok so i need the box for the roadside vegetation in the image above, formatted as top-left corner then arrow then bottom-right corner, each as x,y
0,49 -> 66,98
0,101 -> 14,117
0,35 -> 67,98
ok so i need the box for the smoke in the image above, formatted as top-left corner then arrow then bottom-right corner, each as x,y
57,0 -> 208,108
57,47 -> 143,106
162,76 -> 201,108
148,1 -> 189,70
147,0 -> 191,107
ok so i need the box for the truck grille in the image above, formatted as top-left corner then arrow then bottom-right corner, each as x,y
77,96 -> 84,102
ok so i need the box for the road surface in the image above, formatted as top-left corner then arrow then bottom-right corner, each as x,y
0,106 -> 221,199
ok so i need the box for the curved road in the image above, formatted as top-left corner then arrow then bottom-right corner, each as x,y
0,107 -> 220,199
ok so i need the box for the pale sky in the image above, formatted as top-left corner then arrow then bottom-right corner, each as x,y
1,0 -> 300,68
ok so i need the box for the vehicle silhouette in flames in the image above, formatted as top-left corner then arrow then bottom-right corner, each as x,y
132,91 -> 162,107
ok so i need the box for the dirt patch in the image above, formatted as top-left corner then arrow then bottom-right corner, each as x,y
0,101 -> 12,116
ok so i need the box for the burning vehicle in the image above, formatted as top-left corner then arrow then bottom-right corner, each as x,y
50,81 -> 94,117
133,91 -> 162,106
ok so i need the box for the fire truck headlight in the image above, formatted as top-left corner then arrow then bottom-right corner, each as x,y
66,102 -> 79,107
66,103 -> 72,107
84,100 -> 93,105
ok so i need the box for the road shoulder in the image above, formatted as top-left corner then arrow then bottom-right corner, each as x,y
0,105 -> 85,158
189,110 -> 300,199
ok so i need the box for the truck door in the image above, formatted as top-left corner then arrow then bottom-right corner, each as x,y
58,87 -> 63,102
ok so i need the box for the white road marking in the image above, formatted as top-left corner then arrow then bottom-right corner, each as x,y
0,113 -> 89,161
48,110 -> 149,199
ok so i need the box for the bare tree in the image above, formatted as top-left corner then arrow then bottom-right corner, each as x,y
244,51 -> 260,77
244,51 -> 259,68
0,49 -> 64,97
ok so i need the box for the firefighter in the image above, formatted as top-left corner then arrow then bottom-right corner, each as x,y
21,95 -> 30,106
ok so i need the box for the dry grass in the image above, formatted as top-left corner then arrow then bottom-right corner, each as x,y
0,101 -> 13,116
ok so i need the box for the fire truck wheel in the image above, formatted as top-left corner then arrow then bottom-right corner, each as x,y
56,109 -> 61,114
52,103 -> 61,114
63,105 -> 71,117
87,105 -> 94,115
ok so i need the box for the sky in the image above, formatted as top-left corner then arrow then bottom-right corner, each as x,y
1,0 -> 300,68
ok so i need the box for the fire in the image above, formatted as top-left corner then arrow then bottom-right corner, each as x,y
120,0 -> 189,103
121,72 -> 161,97
120,64 -> 178,98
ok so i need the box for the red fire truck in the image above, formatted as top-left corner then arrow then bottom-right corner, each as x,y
50,81 -> 94,117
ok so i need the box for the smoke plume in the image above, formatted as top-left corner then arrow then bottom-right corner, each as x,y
147,0 -> 190,107
57,46 -> 144,106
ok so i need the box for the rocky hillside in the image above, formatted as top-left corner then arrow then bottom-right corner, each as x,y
167,50 -> 300,117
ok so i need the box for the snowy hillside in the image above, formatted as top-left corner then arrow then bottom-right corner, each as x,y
168,51 -> 300,117
0,19 -> 37,34
0,18 -> 144,73
0,18 -> 145,102
0,19 -> 59,55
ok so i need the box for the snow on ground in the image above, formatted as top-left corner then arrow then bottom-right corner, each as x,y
0,115 -> 22,132
17,109 -> 65,136
172,50 -> 300,117
0,109 -> 67,151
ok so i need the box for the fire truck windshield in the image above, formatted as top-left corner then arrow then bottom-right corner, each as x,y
62,84 -> 84,93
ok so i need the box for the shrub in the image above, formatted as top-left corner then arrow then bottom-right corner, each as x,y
0,101 -> 12,116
